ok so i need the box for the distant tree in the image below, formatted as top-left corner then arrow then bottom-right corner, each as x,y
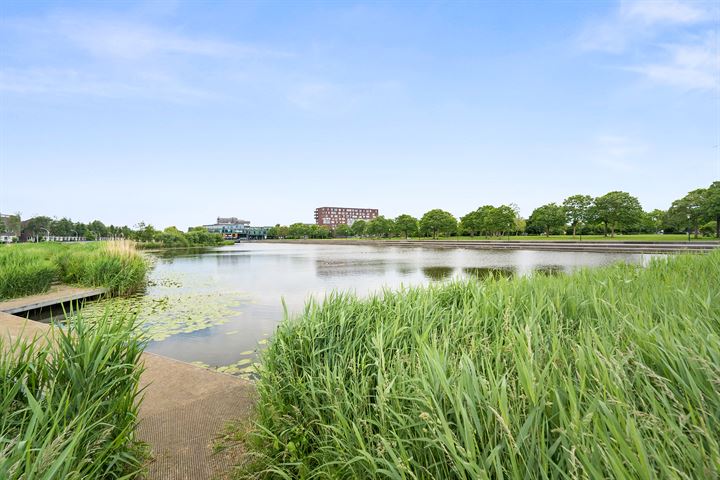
394,214 -> 418,238
527,203 -> 566,237
3,213 -> 21,236
133,224 -> 159,243
309,224 -> 331,239
419,209 -> 457,239
351,220 -> 367,237
459,210 -> 482,237
562,194 -> 593,238
591,191 -> 643,237
23,216 -> 53,239
644,209 -> 666,234
666,189 -> 706,238
702,181 -> 720,238
88,220 -> 108,238
335,224 -> 353,237
488,205 -> 517,236
366,216 -> 393,237
289,223 -> 311,238
514,216 -> 526,235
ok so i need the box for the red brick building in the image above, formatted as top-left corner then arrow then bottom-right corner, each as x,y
314,207 -> 379,228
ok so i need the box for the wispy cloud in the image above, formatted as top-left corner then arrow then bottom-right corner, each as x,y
627,33 -> 718,90
0,12 -> 288,102
591,135 -> 647,172
578,0 -> 718,91
579,0 -> 712,52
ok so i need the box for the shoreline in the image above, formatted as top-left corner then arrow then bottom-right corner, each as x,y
258,238 -> 719,254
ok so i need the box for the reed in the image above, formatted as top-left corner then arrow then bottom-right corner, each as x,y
0,241 -> 148,300
0,313 -> 146,479
244,251 -> 720,479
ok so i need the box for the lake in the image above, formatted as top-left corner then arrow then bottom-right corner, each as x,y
82,242 -> 656,376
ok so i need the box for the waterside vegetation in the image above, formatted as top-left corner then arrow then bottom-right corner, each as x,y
244,250 -> 720,478
0,240 -> 148,300
0,314 -> 146,479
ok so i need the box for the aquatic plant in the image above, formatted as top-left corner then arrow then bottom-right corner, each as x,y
244,251 -> 720,478
0,240 -> 149,300
0,313 -> 147,479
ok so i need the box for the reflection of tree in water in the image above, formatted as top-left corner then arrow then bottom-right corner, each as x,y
396,265 -> 417,277
422,266 -> 454,281
215,253 -> 252,266
315,259 -> 388,278
463,267 -> 514,281
533,265 -> 565,276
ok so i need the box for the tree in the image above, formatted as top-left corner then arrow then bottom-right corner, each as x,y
702,181 -> 720,238
488,205 -> 517,237
591,191 -> 643,237
288,223 -> 310,238
394,214 -> 418,239
666,189 -> 706,238
459,210 -> 482,237
23,216 -> 53,239
643,209 -> 666,234
527,203 -> 566,237
351,220 -> 367,237
2,213 -> 21,236
335,224 -> 353,237
366,216 -> 393,237
419,209 -> 457,239
562,194 -> 593,238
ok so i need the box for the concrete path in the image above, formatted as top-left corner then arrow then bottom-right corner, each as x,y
0,310 -> 255,480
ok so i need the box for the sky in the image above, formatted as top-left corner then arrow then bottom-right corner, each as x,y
0,0 -> 718,230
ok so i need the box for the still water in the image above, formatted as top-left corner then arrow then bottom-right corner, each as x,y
84,243 -> 655,374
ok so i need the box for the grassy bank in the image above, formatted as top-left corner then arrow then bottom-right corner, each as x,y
246,251 -> 720,478
0,314 -> 146,479
0,240 -> 148,300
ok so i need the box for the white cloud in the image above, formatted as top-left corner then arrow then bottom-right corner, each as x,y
578,1 -> 718,90
628,34 -> 719,89
579,0 -> 711,52
621,0 -> 708,25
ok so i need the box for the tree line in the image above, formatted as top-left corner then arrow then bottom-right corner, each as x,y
1,216 -> 225,247
266,181 -> 719,240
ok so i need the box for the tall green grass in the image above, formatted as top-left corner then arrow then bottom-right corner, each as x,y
0,313 -> 146,479
0,241 -> 148,300
245,251 -> 720,479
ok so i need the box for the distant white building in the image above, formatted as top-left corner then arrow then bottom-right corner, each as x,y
0,233 -> 17,243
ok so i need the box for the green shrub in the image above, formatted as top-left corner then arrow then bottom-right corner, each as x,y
0,314 -> 146,479
247,251 -> 720,478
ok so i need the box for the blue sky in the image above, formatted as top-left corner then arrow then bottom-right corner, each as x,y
0,0 -> 718,229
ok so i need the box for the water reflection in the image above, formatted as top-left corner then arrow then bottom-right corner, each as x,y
422,266 -> 455,281
90,243 -> 657,369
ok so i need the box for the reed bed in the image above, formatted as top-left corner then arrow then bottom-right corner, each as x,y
0,240 -> 148,300
246,251 -> 720,479
0,313 -> 146,479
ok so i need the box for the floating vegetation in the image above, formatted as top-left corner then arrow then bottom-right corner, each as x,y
80,270 -> 248,342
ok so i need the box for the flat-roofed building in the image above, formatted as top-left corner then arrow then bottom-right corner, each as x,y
314,207 -> 379,228
203,217 -> 269,240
